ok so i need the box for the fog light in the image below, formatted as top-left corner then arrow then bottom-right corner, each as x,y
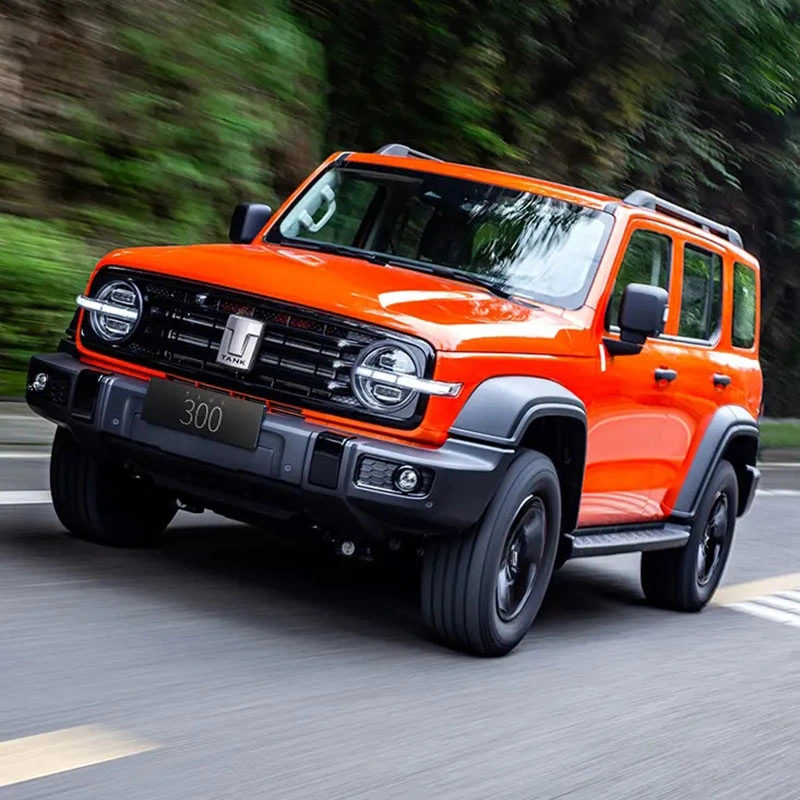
31,372 -> 48,392
393,465 -> 421,494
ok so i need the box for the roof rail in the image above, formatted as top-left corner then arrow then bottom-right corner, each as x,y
623,190 -> 743,248
375,143 -> 442,161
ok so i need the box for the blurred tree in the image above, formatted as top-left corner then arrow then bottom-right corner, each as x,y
2,0 -> 800,412
0,0 -> 324,392
294,0 -> 800,414
1,0 -> 325,244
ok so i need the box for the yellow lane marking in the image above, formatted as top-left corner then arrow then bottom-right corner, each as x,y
0,725 -> 158,788
712,572 -> 800,606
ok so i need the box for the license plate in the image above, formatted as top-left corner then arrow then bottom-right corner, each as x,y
141,378 -> 264,450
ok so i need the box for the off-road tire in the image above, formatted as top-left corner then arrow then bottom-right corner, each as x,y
421,450 -> 562,657
641,458 -> 738,612
50,426 -> 177,547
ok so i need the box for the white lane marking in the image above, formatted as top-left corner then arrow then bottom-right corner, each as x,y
746,594 -> 800,616
716,575 -> 800,629
0,488 -> 798,509
0,452 -> 51,460
727,600 -> 800,628
0,724 -> 158,788
759,463 -> 800,469
0,491 -> 51,506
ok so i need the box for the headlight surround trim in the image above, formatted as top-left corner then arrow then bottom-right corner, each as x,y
77,278 -> 143,343
351,340 -> 462,414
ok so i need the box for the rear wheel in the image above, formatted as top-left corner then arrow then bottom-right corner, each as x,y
641,459 -> 738,611
50,426 -> 177,547
421,450 -> 561,657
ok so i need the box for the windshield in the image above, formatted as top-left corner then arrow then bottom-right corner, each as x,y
265,163 -> 615,308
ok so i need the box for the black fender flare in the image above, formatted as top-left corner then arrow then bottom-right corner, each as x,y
449,376 -> 586,446
449,377 -> 588,533
671,405 -> 759,521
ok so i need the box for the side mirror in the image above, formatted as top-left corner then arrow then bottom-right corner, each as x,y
604,283 -> 668,356
229,203 -> 273,244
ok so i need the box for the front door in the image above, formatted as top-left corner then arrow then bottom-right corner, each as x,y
579,222 -> 685,527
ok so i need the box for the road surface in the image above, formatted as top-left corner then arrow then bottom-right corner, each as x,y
0,436 -> 799,798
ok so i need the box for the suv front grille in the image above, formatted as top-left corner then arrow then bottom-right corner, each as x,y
78,267 -> 433,428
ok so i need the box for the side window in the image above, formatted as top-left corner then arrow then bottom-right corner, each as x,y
678,245 -> 723,341
732,262 -> 757,348
607,229 -> 671,328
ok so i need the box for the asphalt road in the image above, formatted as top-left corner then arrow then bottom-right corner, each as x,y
1,437 -> 799,798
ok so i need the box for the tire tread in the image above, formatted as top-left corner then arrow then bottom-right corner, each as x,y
641,459 -> 738,612
49,427 -> 176,548
421,450 -> 561,656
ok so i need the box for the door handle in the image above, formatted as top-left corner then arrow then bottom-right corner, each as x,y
654,368 -> 677,383
713,373 -> 731,387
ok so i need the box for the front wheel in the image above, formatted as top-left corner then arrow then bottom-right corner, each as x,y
641,458 -> 738,611
421,450 -> 562,657
50,427 -> 177,547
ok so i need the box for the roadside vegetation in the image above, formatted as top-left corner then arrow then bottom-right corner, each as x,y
760,420 -> 800,450
1,0 -> 799,416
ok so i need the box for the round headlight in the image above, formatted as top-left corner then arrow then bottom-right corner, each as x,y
89,280 -> 142,342
352,342 -> 421,412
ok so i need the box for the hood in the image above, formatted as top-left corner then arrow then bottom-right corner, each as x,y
96,242 -> 587,354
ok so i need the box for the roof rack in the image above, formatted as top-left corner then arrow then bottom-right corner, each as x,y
624,190 -> 743,249
375,143 -> 442,161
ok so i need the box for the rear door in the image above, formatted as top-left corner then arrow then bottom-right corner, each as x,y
715,257 -> 762,415
653,236 -> 731,514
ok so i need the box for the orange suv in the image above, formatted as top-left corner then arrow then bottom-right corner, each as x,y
26,143 -> 763,657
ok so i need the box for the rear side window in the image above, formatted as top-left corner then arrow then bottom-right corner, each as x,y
678,244 -> 722,341
732,262 -> 757,348
607,229 -> 671,328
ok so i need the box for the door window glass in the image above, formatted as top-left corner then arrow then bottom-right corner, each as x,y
678,245 -> 723,341
607,229 -> 671,328
732,262 -> 757,348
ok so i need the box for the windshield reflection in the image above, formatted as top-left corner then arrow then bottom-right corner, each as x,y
269,165 -> 614,309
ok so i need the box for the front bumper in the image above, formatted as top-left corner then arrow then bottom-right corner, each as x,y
25,353 -> 512,539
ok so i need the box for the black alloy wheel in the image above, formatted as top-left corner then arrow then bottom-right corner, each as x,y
496,496 -> 547,622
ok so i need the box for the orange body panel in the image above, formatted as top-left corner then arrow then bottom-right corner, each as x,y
73,149 -> 762,530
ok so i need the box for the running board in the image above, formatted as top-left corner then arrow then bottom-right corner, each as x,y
566,524 -> 691,558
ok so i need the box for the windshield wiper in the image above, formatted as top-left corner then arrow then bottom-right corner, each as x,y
443,270 -> 517,300
279,238 -> 540,308
280,239 -> 391,265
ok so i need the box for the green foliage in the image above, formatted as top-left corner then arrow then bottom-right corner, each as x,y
299,0 -> 800,414
50,0 -> 325,248
1,0 -> 325,394
0,215 -> 95,394
4,0 -> 800,412
760,420 -> 800,450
